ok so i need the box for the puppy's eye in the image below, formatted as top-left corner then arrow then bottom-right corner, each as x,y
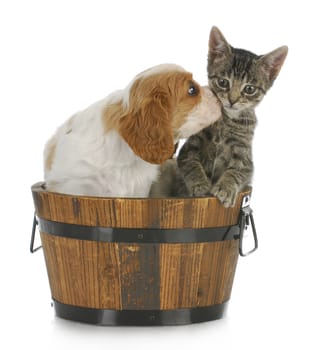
188,84 -> 199,96
243,85 -> 257,95
216,78 -> 230,90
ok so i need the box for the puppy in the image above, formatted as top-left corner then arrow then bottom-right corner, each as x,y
44,64 -> 221,197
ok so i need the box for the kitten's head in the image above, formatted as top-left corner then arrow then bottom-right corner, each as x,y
207,26 -> 288,119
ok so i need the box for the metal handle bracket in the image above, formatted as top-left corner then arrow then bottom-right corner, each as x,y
238,195 -> 258,257
30,213 -> 42,253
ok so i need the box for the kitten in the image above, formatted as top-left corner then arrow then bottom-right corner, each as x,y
150,27 -> 288,207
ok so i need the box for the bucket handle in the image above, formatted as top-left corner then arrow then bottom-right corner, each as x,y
30,213 -> 42,253
238,195 -> 258,257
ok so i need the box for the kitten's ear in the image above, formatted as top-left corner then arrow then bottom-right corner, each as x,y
259,46 -> 288,82
208,26 -> 232,61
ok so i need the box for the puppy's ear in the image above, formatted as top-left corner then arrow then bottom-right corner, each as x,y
119,92 -> 175,164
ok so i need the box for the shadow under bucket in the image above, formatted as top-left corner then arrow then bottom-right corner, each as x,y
31,182 -> 257,326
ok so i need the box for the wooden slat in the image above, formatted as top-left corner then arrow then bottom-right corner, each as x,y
119,243 -> 160,310
160,243 -> 204,309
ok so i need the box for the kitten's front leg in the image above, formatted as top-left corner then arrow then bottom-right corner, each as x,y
179,160 -> 211,197
178,159 -> 212,197
211,180 -> 239,208
211,148 -> 253,207
177,135 -> 212,197
189,179 -> 212,197
211,167 -> 252,207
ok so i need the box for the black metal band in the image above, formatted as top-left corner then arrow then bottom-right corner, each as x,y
53,299 -> 228,326
38,217 -> 240,243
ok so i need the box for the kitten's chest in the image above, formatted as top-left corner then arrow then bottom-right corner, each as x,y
208,126 -> 232,175
213,140 -> 231,168
209,124 -> 231,160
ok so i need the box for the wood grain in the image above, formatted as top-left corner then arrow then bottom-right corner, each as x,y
32,182 -> 250,229
32,182 -> 248,311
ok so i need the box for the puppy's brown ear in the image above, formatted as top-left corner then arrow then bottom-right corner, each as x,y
119,92 -> 175,164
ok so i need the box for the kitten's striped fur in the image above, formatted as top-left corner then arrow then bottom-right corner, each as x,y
150,27 -> 288,207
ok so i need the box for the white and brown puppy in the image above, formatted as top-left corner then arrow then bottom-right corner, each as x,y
44,64 -> 221,197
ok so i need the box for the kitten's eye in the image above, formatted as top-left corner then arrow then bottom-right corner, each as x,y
188,84 -> 199,96
243,85 -> 257,95
216,78 -> 230,90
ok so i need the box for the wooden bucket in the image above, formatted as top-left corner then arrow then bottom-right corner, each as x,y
31,182 -> 252,326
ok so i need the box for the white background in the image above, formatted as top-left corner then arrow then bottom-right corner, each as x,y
1,0 -> 318,349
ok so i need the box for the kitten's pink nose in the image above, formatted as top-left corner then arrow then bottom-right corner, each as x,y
229,89 -> 240,106
229,97 -> 239,106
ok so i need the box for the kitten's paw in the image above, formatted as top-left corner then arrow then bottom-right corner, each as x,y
211,184 -> 238,208
190,183 -> 211,197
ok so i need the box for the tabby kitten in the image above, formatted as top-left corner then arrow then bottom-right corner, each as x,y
175,26 -> 288,207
